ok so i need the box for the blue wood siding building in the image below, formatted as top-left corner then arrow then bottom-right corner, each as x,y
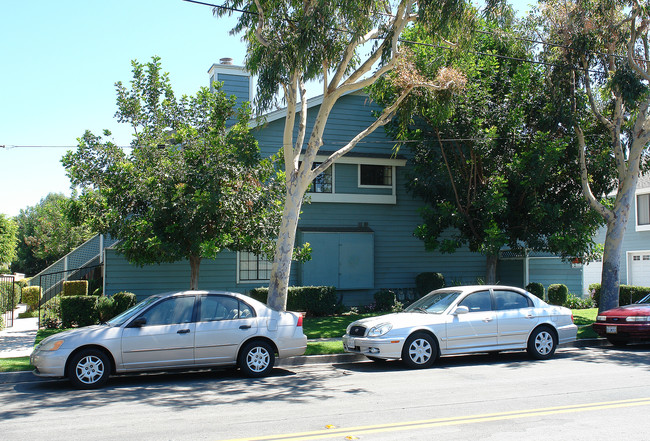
103,61 -> 583,303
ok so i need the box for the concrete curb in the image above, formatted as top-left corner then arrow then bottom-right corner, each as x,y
0,338 -> 612,385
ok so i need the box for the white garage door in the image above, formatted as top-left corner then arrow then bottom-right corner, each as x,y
583,259 -> 603,295
630,252 -> 650,287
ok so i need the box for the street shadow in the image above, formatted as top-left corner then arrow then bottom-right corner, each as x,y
570,343 -> 650,369
1,364 -> 367,422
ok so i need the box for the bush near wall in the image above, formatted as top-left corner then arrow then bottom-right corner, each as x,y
111,291 -> 137,315
415,272 -> 445,298
547,284 -> 569,306
249,286 -> 337,316
22,286 -> 41,311
525,282 -> 545,300
0,283 -> 21,312
589,283 -> 650,308
60,295 -> 97,327
62,280 -> 88,296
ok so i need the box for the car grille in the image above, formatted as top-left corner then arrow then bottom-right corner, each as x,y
349,325 -> 366,337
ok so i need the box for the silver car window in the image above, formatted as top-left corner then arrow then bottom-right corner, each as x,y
140,296 -> 195,326
199,295 -> 239,321
493,290 -> 532,310
459,291 -> 492,312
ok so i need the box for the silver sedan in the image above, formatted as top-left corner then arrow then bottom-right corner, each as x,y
31,291 -> 307,389
343,285 -> 577,368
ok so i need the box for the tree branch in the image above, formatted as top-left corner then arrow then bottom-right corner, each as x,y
576,125 -> 613,222
253,0 -> 270,47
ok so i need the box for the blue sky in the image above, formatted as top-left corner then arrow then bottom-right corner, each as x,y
0,0 -> 533,218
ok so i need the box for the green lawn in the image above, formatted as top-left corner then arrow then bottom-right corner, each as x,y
0,309 -> 600,372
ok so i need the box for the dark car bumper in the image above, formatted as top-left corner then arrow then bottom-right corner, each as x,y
592,322 -> 650,340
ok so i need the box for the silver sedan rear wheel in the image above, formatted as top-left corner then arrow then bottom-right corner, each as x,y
402,332 -> 438,369
238,340 -> 275,377
527,327 -> 557,360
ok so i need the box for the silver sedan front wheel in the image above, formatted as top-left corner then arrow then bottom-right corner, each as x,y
527,327 -> 557,360
402,332 -> 438,369
67,349 -> 111,389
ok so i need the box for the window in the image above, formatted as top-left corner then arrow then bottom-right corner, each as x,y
139,296 -> 195,326
459,291 -> 492,312
199,295 -> 254,321
308,163 -> 332,193
638,193 -> 650,227
239,252 -> 272,282
360,164 -> 392,186
493,290 -> 532,311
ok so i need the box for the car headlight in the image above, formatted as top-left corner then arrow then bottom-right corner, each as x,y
38,339 -> 65,352
626,316 -> 650,322
367,323 -> 393,337
596,316 -> 607,321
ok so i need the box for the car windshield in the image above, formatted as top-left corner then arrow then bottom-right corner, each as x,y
637,294 -> 650,304
106,295 -> 161,327
404,291 -> 461,314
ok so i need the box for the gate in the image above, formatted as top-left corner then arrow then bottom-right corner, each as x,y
1,275 -> 16,328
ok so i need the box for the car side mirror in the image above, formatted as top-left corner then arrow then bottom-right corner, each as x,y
131,317 -> 147,328
453,306 -> 469,315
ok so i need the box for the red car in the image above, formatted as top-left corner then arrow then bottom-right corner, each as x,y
593,294 -> 650,346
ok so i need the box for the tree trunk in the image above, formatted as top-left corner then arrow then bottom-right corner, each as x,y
189,255 -> 201,291
267,185 -> 304,311
485,254 -> 498,285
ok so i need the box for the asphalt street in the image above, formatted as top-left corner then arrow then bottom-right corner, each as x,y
1,345 -> 649,441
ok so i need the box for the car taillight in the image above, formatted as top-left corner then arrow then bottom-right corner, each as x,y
296,313 -> 303,327
571,314 -> 574,323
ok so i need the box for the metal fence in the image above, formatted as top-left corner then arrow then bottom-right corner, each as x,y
1,275 -> 16,328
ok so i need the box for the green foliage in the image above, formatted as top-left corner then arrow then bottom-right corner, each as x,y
0,214 -> 18,266
373,289 -> 403,312
63,57 -> 284,290
95,296 -> 116,323
12,193 -> 93,275
415,272 -> 446,297
111,291 -> 137,315
526,282 -> 545,300
22,286 -> 41,310
249,286 -> 337,316
60,296 -> 97,328
62,280 -> 88,296
372,16 -> 609,274
547,284 -> 569,306
564,293 -> 595,309
0,283 -> 20,313
589,283 -> 650,308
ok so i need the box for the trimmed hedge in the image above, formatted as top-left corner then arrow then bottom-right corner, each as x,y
60,295 -> 97,327
548,284 -> 569,306
374,289 -> 400,312
589,283 -> 650,308
22,286 -> 41,310
62,280 -> 88,296
415,272 -> 445,298
248,286 -> 337,316
525,282 -> 545,300
111,291 -> 137,315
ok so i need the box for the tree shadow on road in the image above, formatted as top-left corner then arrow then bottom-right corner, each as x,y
2,364 -> 367,422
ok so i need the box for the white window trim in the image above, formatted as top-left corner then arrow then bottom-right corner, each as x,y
304,155 -> 404,205
635,187 -> 650,232
236,251 -> 271,285
357,164 -> 395,189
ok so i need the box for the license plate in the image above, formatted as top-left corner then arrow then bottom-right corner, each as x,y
606,326 -> 617,334
347,338 -> 355,347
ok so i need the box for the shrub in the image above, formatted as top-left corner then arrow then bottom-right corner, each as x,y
95,296 -> 116,323
590,283 -> 650,308
111,291 -> 137,314
526,282 -> 545,300
42,297 -> 62,329
373,289 -> 403,312
547,284 -> 569,306
564,293 -> 595,309
0,283 -> 21,312
22,286 -> 41,311
62,280 -> 88,296
249,286 -> 338,316
60,295 -> 97,327
415,272 -> 445,298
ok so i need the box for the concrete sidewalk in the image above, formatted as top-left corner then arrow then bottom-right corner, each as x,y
0,304 -> 38,358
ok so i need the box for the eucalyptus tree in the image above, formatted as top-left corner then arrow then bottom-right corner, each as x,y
213,0 -> 477,310
371,9 -> 609,283
537,0 -> 650,311
63,57 -> 284,290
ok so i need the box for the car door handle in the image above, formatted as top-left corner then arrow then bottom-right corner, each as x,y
483,317 -> 493,322
239,325 -> 252,330
177,329 -> 191,334
526,314 -> 536,319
